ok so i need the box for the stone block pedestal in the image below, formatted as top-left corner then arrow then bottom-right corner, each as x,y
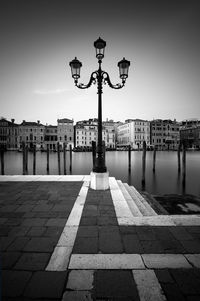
90,172 -> 109,190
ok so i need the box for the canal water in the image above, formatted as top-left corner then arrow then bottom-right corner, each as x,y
2,150 -> 200,196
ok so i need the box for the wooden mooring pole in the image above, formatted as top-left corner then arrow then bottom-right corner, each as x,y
92,141 -> 96,169
177,143 -> 181,173
69,144 -> 72,173
46,144 -> 49,175
142,141 -> 146,186
57,142 -> 61,175
128,145 -> 131,171
25,144 -> 28,174
33,144 -> 36,175
0,149 -> 4,175
63,142 -> 67,175
22,142 -> 26,175
153,146 -> 156,173
182,143 -> 186,187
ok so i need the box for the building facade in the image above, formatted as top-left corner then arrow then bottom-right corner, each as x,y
57,118 -> 74,149
180,119 -> 200,149
0,118 -> 19,150
19,120 -> 45,150
75,119 -> 116,149
117,119 -> 150,149
150,119 -> 180,150
44,125 -> 58,151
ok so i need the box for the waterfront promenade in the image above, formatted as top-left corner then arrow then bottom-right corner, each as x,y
1,175 -> 200,300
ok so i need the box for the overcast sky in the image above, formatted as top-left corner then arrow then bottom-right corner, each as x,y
0,0 -> 200,125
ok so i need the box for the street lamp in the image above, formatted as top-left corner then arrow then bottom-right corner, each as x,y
69,38 -> 130,189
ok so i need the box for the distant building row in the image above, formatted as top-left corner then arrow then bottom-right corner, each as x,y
0,117 -> 200,150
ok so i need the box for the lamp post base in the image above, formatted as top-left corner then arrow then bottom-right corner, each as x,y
90,171 -> 109,190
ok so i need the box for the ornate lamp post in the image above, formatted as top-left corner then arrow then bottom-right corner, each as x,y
69,37 -> 130,189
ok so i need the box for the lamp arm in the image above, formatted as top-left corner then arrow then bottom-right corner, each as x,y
102,71 -> 125,89
75,71 -> 97,89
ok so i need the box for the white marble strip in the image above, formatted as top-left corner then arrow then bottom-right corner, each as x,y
0,175 -> 88,181
142,254 -> 192,269
109,177 -> 135,223
68,254 -> 145,269
46,181 -> 89,271
118,215 -> 200,226
185,254 -> 200,267
68,253 -> 197,270
133,270 -> 167,301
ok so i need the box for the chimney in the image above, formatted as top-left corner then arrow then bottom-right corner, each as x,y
11,118 -> 15,123
37,120 -> 40,124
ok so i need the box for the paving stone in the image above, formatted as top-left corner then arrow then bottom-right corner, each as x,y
62,291 -> 93,301
94,270 -> 139,299
133,269 -> 166,301
0,237 -> 15,251
69,254 -> 144,269
99,226 -> 123,253
0,225 -> 10,235
161,239 -> 186,253
136,227 -> 157,241
122,234 -> 144,253
80,217 -> 97,225
52,204 -> 73,212
21,218 -> 47,227
180,240 -> 200,253
5,218 -> 22,226
44,226 -> 63,237
97,216 -> 118,226
0,205 -> 19,212
24,271 -> 67,298
141,240 -> 164,253
32,204 -> 54,212
26,226 -> 46,237
8,226 -> 30,237
1,252 -> 21,269
185,254 -> 200,267
120,226 -> 137,234
14,253 -> 50,271
169,226 -> 194,241
23,237 -> 57,252
73,237 -> 98,254
2,270 -> 32,297
45,218 -> 67,227
67,270 -> 94,290
153,226 -> 175,241
155,270 -> 174,284
16,204 -> 35,212
142,254 -> 192,269
77,226 -> 98,237
7,237 -> 30,251
160,283 -> 185,301
170,269 -> 200,295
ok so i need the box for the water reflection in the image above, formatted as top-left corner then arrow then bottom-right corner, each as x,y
2,150 -> 200,196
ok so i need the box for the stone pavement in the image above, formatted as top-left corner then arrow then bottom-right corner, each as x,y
0,175 -> 200,301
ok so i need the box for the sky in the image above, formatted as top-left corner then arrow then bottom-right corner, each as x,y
0,0 -> 200,125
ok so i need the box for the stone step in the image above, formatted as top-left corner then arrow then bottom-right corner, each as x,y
117,180 -> 143,217
130,185 -> 157,216
123,183 -> 151,216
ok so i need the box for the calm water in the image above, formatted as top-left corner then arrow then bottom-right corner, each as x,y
2,150 -> 200,196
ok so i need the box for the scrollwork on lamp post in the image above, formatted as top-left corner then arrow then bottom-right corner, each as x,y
69,37 -> 130,174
